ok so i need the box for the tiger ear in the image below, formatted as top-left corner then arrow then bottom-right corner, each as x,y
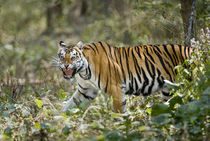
77,41 -> 84,49
59,41 -> 66,47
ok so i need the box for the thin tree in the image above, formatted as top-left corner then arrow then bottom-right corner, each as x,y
180,0 -> 197,46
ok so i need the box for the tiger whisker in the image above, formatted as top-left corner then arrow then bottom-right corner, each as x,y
50,57 -> 61,68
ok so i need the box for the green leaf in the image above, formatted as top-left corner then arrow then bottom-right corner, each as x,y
146,108 -> 151,115
34,122 -> 41,130
35,99 -> 44,109
151,104 -> 170,116
104,131 -> 123,140
189,126 -> 201,134
58,89 -> 66,99
40,122 -> 50,131
126,131 -> 142,140
62,126 -> 70,136
3,127 -> 12,137
152,113 -> 171,126
169,95 -> 183,109
202,87 -> 210,95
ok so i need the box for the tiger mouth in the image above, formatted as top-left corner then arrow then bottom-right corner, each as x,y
62,68 -> 77,79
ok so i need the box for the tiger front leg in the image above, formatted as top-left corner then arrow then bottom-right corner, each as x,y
62,90 -> 79,112
62,87 -> 98,113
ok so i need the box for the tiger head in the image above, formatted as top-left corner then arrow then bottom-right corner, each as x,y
56,41 -> 88,81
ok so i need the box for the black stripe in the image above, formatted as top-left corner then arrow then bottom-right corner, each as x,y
91,43 -> 99,53
136,46 -> 142,59
78,89 -> 94,100
171,44 -> 179,64
157,68 -> 164,87
145,46 -> 149,53
130,73 -> 134,92
124,48 -> 131,80
122,100 -> 126,106
153,48 -> 173,81
187,46 -> 191,58
163,45 -> 176,67
147,60 -> 156,93
127,47 -> 130,57
76,61 -> 84,72
184,45 -> 187,59
134,77 -> 138,92
98,73 -> 101,89
134,46 -> 138,53
132,50 -> 142,83
78,83 -> 88,90
118,48 -> 126,83
143,53 -> 153,77
107,44 -> 113,58
107,59 -> 112,85
126,83 -> 134,94
106,43 -> 113,58
77,66 -> 83,72
137,46 -> 142,59
73,97 -> 80,106
165,60 -> 175,77
148,60 -> 155,77
147,77 -> 155,94
79,66 -> 91,80
88,66 -> 91,79
87,45 -> 96,54
145,48 -> 155,63
99,42 -> 108,58
105,76 -> 109,93
141,68 -> 149,95
162,91 -> 173,96
154,45 -> 162,53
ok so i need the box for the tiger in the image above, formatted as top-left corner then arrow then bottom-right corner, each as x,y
55,41 -> 192,113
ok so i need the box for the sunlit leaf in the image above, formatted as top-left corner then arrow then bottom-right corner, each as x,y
34,122 -> 41,130
58,89 -> 66,99
35,99 -> 44,109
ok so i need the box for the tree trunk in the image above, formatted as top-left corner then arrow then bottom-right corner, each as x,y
45,0 -> 63,34
180,0 -> 194,38
104,0 -> 111,16
80,0 -> 88,16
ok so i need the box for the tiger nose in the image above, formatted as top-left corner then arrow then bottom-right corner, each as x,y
64,64 -> 69,69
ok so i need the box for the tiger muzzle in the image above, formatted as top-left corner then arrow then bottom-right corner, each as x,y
62,68 -> 76,79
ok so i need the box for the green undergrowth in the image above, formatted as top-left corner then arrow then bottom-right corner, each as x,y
0,29 -> 209,140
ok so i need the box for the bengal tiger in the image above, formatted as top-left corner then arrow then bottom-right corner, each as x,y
55,41 -> 192,113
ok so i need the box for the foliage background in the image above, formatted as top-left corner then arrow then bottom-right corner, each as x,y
0,0 -> 209,140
